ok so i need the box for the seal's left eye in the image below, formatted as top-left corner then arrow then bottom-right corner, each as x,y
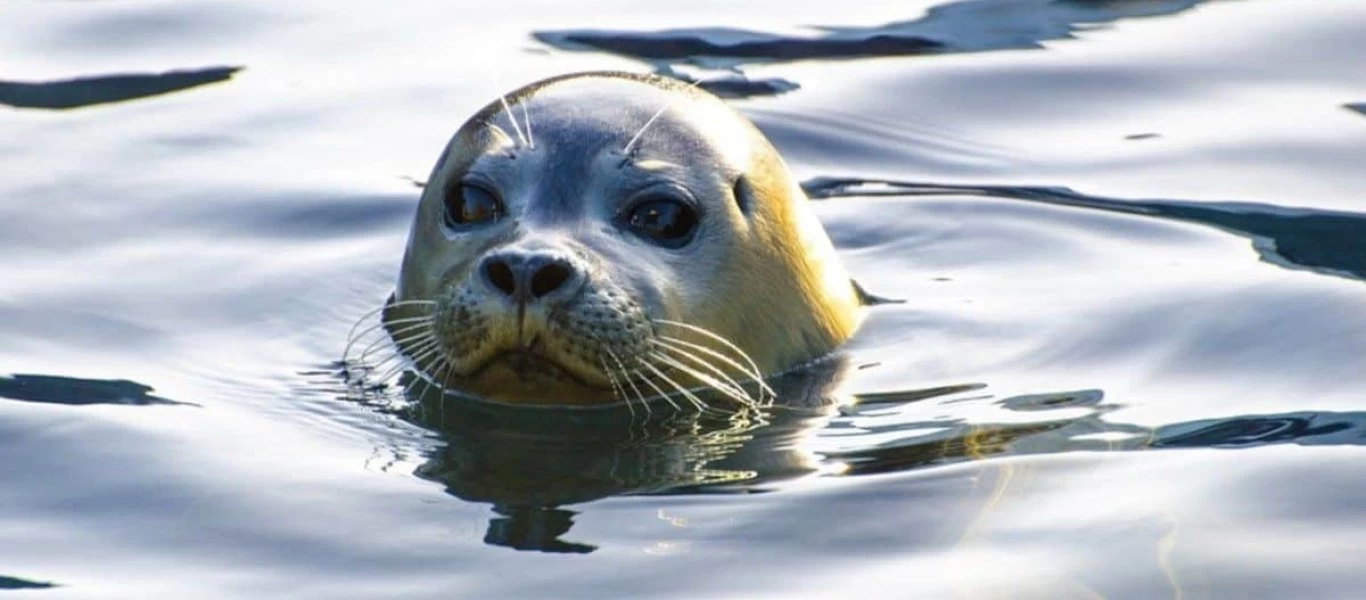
444,183 -> 502,227
624,197 -> 699,248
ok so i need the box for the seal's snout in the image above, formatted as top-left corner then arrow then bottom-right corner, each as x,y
477,248 -> 584,306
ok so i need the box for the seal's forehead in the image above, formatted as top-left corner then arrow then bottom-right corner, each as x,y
504,76 -> 753,168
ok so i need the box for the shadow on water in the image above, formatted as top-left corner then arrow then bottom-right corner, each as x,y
0,575 -> 56,590
0,373 -> 194,407
534,0 -> 1210,97
331,353 -> 1366,554
803,177 -> 1366,282
0,66 -> 241,110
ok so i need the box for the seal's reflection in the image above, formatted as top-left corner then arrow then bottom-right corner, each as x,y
338,357 -> 1366,554
398,357 -> 852,553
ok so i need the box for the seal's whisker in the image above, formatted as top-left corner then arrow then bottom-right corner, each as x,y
653,333 -> 775,402
385,299 -> 439,307
359,323 -> 431,362
599,356 -> 634,422
368,341 -> 432,374
347,321 -> 433,379
638,359 -> 714,415
357,349 -> 401,377
378,315 -> 437,326
368,336 -> 437,377
372,320 -> 432,348
379,339 -> 442,383
343,301 -> 435,348
344,326 -> 403,362
434,356 -> 453,391
520,99 -> 534,149
382,326 -> 435,350
648,341 -> 753,402
650,350 -> 750,409
386,332 -> 438,364
620,103 -> 669,162
499,95 -> 529,147
604,348 -> 652,419
418,348 -> 450,385
343,315 -> 433,361
360,332 -> 430,368
651,320 -> 769,387
404,337 -> 443,366
438,357 -> 458,422
633,360 -> 685,413
367,334 -> 428,369
648,351 -> 755,411
620,78 -> 704,162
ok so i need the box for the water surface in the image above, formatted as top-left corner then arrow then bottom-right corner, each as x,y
3,0 -> 1364,598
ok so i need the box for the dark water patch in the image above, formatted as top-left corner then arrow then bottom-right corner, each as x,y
0,575 -> 55,590
803,177 -> 1366,282
833,390 -> 1366,476
827,388 -> 1134,475
485,506 -> 596,554
660,68 -> 800,99
848,382 -> 986,407
534,0 -> 1208,70
0,66 -> 241,110
0,374 -> 192,407
1153,412 -> 1365,448
535,27 -> 943,64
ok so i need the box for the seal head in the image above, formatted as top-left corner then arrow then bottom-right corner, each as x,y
388,72 -> 862,407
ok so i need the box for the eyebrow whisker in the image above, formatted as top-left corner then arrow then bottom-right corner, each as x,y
499,95 -> 529,148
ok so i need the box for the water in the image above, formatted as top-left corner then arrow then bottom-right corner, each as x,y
3,0 -> 1364,597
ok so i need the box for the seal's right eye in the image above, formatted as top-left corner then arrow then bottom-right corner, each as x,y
443,183 -> 502,228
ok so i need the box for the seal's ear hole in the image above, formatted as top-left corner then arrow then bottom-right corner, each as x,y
733,176 -> 755,217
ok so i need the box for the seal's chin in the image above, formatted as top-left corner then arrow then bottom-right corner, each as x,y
453,349 -> 617,407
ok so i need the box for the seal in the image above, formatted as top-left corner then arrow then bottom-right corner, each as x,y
382,71 -> 863,410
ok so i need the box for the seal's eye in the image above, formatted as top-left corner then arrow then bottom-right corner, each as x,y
624,197 -> 699,248
444,183 -> 502,227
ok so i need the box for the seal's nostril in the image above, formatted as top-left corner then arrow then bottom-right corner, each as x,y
484,259 -> 517,297
530,262 -> 573,298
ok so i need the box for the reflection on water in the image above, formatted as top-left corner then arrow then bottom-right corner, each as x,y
322,345 -> 1366,554
538,0 -> 1208,66
0,373 -> 193,407
804,177 -> 1366,282
339,357 -> 852,553
535,0 -> 1210,96
1154,412 -> 1364,448
0,575 -> 56,590
0,66 -> 241,110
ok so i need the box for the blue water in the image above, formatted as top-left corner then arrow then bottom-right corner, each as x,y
3,1 -> 1365,598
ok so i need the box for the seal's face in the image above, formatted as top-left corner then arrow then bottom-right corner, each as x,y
389,73 -> 862,408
